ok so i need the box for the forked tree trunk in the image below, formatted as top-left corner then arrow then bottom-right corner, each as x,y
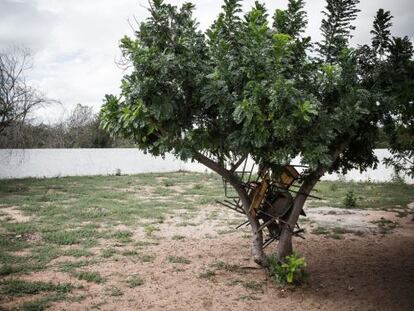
194,152 -> 265,264
276,173 -> 321,260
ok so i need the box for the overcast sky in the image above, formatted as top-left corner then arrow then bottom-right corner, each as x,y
1,0 -> 413,122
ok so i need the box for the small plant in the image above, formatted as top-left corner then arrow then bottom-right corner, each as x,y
74,271 -> 105,284
193,184 -> 203,190
172,235 -> 186,241
112,230 -> 133,243
242,281 -> 263,291
144,225 -> 160,236
167,255 -> 191,264
343,190 -> 357,208
329,183 -> 338,191
126,275 -> 144,288
266,253 -> 307,285
105,285 -> 123,296
199,270 -> 216,280
140,254 -> 156,263
390,168 -> 405,184
210,261 -> 242,273
101,248 -> 117,258
372,217 -> 398,234
163,181 -> 174,187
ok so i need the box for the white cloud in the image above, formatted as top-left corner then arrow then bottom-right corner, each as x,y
1,0 -> 413,122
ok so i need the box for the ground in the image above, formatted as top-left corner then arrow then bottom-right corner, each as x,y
0,172 -> 413,310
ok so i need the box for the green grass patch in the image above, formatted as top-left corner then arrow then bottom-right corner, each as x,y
63,248 -> 93,258
126,275 -> 145,288
74,271 -> 105,284
167,255 -> 191,264
171,235 -> 186,241
0,279 -> 73,296
58,260 -> 97,273
104,285 -> 123,296
310,180 -> 414,210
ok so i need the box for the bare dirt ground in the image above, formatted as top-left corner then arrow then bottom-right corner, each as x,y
3,203 -> 413,311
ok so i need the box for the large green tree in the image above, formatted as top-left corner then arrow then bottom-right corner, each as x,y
101,0 -> 413,264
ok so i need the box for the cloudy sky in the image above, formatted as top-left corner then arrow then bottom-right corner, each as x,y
1,0 -> 413,122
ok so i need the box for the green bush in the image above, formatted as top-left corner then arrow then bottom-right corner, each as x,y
266,253 -> 307,285
343,190 -> 357,208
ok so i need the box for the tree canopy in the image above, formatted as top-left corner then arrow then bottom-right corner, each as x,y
101,0 -> 413,262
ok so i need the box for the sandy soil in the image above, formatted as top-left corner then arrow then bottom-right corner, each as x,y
2,204 -> 414,311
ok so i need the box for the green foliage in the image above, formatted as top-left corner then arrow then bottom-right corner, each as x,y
74,271 -> 105,284
101,0 -> 413,185
371,9 -> 393,58
143,224 -> 160,236
167,255 -> 191,264
343,190 -> 357,208
0,279 -> 73,296
318,0 -> 360,62
266,253 -> 307,285
126,275 -> 145,288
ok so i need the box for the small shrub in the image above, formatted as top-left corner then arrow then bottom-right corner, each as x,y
126,276 -> 144,288
163,181 -> 174,187
266,253 -> 307,285
210,261 -> 242,273
390,168 -> 405,184
144,225 -> 160,236
112,230 -> 133,243
343,190 -> 357,208
329,183 -> 338,191
101,248 -> 117,258
0,279 -> 73,296
167,255 -> 191,264
242,281 -> 263,291
105,285 -> 123,296
74,271 -> 105,284
192,184 -> 203,190
172,235 -> 186,241
199,270 -> 216,280
140,254 -> 156,263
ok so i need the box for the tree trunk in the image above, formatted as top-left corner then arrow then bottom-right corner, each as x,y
276,173 -> 320,261
236,188 -> 265,265
193,152 -> 265,264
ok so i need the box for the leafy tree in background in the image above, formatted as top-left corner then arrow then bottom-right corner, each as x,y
101,0 -> 413,264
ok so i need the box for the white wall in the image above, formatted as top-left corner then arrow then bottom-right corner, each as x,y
0,148 -> 412,183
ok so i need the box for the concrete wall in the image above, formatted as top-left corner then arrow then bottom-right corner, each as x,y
0,148 -> 412,183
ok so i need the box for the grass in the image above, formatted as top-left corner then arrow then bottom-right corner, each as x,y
0,172 -> 412,308
143,225 -> 160,236
309,180 -> 414,210
63,248 -> 93,258
199,269 -> 216,280
311,226 -> 365,239
74,271 -> 105,284
211,261 -> 243,273
372,218 -> 398,234
126,275 -> 145,288
105,285 -> 123,296
0,279 -> 73,296
172,235 -> 186,241
58,260 -> 97,273
167,255 -> 191,264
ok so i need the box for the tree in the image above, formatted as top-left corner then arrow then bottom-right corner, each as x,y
371,9 -> 393,60
64,104 -> 115,148
318,0 -> 360,63
382,36 -> 414,177
0,47 -> 46,135
101,0 -> 413,264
